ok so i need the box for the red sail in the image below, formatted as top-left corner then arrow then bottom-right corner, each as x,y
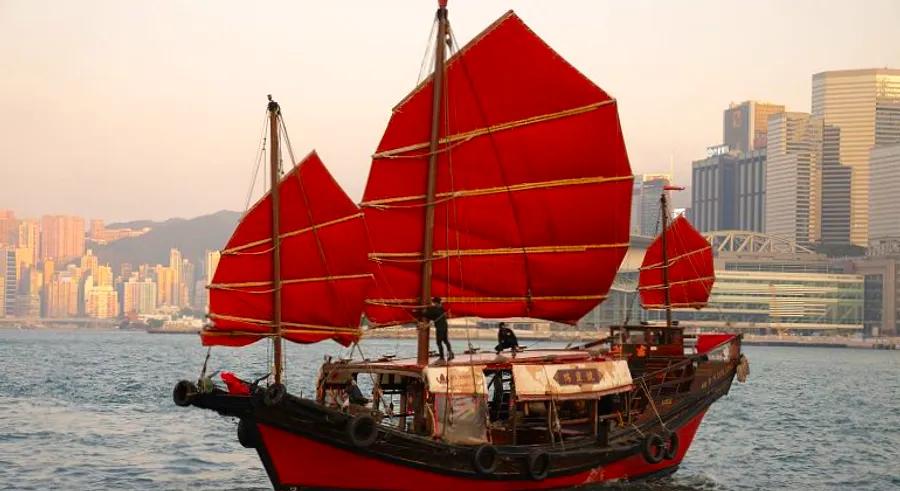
638,215 -> 714,310
362,11 -> 632,326
204,152 -> 372,347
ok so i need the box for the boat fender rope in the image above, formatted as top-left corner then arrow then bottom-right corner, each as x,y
526,451 -> 550,481
641,433 -> 665,464
472,444 -> 498,475
346,414 -> 379,448
664,431 -> 679,460
736,354 -> 750,383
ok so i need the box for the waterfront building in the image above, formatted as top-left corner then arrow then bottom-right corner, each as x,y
692,148 -> 766,233
40,215 -> 85,261
46,272 -> 79,317
812,68 -> 900,245
122,275 -> 157,315
630,174 -> 670,236
846,238 -> 900,336
1,248 -> 16,317
723,100 -> 785,153
869,142 -> 900,240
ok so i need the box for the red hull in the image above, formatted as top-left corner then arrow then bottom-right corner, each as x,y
256,410 -> 708,490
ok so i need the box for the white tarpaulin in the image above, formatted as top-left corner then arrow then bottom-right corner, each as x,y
423,366 -> 487,394
512,360 -> 633,400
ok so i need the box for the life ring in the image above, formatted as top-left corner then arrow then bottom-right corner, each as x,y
641,433 -> 665,464
237,418 -> 259,448
664,431 -> 680,460
472,444 -> 498,475
263,383 -> 286,406
346,414 -> 378,448
526,451 -> 550,481
172,380 -> 197,407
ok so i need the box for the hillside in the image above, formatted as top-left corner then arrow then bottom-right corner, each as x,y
93,210 -> 241,270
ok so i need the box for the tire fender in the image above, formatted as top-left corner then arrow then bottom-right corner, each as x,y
664,431 -> 680,460
346,414 -> 378,448
472,444 -> 498,475
172,380 -> 197,407
526,451 -> 550,481
641,433 -> 665,464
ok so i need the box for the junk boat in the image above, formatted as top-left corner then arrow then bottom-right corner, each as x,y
174,3 -> 748,489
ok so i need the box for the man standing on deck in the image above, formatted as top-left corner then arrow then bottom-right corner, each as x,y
422,297 -> 453,361
495,322 -> 519,355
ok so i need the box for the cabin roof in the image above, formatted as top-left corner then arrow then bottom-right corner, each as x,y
323,348 -> 608,374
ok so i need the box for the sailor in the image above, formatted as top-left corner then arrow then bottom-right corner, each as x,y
345,375 -> 370,406
421,297 -> 454,361
494,322 -> 519,354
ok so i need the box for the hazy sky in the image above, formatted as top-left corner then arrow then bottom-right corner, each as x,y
2,0 -> 898,222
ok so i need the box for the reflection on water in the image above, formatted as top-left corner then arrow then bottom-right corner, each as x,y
0,330 -> 898,490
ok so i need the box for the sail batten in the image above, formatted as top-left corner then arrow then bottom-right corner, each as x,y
204,152 -> 372,347
362,12 -> 632,326
638,215 -> 715,310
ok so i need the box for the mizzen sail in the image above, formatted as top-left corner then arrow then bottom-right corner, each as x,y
638,215 -> 714,310
204,152 -> 372,346
362,12 -> 633,325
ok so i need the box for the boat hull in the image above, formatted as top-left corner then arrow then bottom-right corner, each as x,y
254,409 -> 707,490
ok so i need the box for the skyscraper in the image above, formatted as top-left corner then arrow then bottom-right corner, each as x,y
812,68 -> 900,245
723,101 -> 785,154
0,210 -> 17,247
630,174 -> 671,236
869,143 -> 900,240
40,215 -> 85,260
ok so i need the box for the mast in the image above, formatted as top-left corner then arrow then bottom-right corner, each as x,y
660,191 -> 672,328
268,95 -> 284,384
417,0 -> 449,366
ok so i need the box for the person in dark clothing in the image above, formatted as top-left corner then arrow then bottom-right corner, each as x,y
346,375 -> 369,406
421,297 -> 453,361
495,322 -> 519,354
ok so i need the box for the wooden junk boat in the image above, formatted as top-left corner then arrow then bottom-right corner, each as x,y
174,3 -> 747,489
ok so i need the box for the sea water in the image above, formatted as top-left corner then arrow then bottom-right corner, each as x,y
0,330 -> 897,490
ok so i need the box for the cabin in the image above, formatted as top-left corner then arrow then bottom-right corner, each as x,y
316,350 -> 635,446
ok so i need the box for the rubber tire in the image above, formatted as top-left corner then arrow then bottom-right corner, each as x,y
472,444 -> 498,475
346,414 -> 378,448
237,419 -> 259,449
664,431 -> 680,460
526,452 -> 550,481
263,383 -> 286,406
641,433 -> 666,464
173,380 -> 197,407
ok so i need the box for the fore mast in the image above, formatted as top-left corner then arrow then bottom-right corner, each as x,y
268,95 -> 284,384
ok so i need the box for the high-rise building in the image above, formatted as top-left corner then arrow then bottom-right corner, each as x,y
812,68 -> 900,245
691,148 -> 766,233
123,275 -> 157,315
169,249 -> 183,308
630,174 -> 671,236
723,101 -> 786,153
47,272 -> 79,318
1,248 -> 17,317
0,210 -> 16,247
819,125 -> 852,245
869,143 -> 900,241
40,215 -> 85,260
766,112 -> 823,245
16,220 -> 39,270
205,250 -> 220,287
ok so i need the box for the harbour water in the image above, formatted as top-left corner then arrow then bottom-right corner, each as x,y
1,330 -> 897,490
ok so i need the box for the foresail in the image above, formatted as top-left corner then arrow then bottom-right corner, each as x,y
362,11 -> 633,326
638,215 -> 714,310
204,152 -> 372,347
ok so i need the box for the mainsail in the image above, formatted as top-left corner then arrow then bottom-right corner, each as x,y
204,152 -> 372,347
362,12 -> 633,326
638,215 -> 714,310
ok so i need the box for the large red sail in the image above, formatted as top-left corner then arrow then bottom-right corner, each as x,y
204,152 -> 372,347
638,215 -> 714,309
362,11 -> 633,325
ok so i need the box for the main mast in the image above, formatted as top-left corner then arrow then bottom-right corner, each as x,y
417,0 -> 449,366
268,95 -> 284,384
660,191 -> 672,328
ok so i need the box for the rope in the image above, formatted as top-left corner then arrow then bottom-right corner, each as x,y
244,111 -> 270,211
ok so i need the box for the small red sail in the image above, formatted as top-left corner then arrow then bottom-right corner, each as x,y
362,11 -> 633,325
638,215 -> 714,310
204,152 -> 372,347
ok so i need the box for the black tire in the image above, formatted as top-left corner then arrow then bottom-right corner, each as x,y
641,433 -> 665,464
472,444 -> 498,475
526,451 -> 550,481
664,431 -> 680,460
263,383 -> 286,406
237,419 -> 259,448
346,414 -> 378,448
173,380 -> 197,407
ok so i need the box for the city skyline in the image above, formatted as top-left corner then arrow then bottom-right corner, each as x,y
2,0 -> 899,221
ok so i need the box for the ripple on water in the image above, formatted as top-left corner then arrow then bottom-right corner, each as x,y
1,331 -> 898,491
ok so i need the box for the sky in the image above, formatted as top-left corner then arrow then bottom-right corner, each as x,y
1,0 -> 898,222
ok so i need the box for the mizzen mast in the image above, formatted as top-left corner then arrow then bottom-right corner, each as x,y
659,185 -> 685,329
268,95 -> 284,384
417,0 -> 450,367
